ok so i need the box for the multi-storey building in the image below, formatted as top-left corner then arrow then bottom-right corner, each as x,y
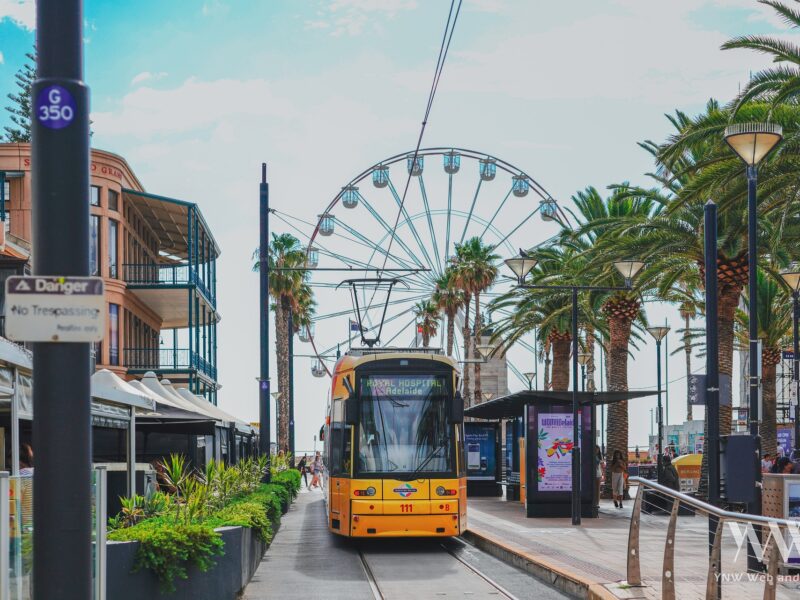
0,143 -> 220,404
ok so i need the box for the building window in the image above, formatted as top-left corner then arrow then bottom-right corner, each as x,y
90,215 -> 100,276
1,180 -> 9,233
108,189 -> 119,212
109,304 -> 119,366
108,219 -> 118,279
92,341 -> 102,367
91,185 -> 101,207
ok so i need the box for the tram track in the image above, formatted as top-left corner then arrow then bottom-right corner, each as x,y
356,537 -> 530,600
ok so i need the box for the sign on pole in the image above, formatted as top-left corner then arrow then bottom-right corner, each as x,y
4,276 -> 105,342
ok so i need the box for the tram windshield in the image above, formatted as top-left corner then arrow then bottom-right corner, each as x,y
357,374 -> 453,474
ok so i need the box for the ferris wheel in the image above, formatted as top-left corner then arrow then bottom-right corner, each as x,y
291,147 -> 567,385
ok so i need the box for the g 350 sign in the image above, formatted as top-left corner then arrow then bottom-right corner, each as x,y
35,85 -> 77,130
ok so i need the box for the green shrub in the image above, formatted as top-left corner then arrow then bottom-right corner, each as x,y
206,500 -> 273,542
272,469 -> 301,498
109,521 -> 224,593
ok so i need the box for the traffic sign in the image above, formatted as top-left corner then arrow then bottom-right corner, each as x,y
4,276 -> 105,342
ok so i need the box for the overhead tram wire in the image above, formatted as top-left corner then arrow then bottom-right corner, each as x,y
364,0 -> 464,319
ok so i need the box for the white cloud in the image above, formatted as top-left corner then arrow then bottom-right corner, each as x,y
130,71 -> 168,86
311,0 -> 417,36
201,0 -> 229,17
0,51 -> 4,64
0,0 -> 35,30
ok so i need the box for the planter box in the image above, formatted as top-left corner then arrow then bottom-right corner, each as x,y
107,525 -> 269,600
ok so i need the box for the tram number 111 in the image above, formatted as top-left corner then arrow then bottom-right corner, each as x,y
400,503 -> 413,513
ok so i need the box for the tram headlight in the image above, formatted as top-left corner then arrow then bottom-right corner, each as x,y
435,486 -> 457,497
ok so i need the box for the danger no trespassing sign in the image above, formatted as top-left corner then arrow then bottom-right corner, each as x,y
4,276 -> 105,342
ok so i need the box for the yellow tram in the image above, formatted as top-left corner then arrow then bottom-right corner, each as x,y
323,348 -> 466,537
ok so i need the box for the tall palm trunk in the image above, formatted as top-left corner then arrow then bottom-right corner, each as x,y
683,311 -> 693,421
698,284 -> 740,499
586,327 -> 596,392
602,296 -> 639,497
422,329 -> 430,347
760,348 -> 781,457
446,311 -> 455,357
462,293 -> 472,406
543,338 -> 551,391
276,296 -> 291,453
473,290 -> 482,404
550,332 -> 571,391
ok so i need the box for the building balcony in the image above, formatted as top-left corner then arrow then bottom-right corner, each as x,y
122,263 -> 217,329
124,347 -> 217,381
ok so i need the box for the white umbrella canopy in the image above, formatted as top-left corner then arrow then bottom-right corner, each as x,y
171,385 -> 248,427
139,371 -> 215,417
91,369 -> 154,411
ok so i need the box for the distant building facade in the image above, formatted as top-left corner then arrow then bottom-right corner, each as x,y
0,144 -> 220,403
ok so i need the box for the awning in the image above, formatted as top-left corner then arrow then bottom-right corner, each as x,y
91,369 -> 155,411
0,338 -> 32,372
464,390 -> 659,420
172,385 -> 252,432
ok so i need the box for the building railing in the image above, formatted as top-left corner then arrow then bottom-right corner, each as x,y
122,263 -> 215,304
627,476 -> 799,600
124,347 -> 217,380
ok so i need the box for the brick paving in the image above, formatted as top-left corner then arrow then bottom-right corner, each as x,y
467,493 -> 800,599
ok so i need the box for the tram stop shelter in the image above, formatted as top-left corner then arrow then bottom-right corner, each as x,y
464,389 -> 657,519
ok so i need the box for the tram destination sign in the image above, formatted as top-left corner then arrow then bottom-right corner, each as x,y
4,276 -> 105,342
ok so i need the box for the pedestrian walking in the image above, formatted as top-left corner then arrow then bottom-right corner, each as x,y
661,455 -> 680,491
594,446 -> 604,510
610,450 -> 626,509
298,454 -> 309,488
313,451 -> 324,488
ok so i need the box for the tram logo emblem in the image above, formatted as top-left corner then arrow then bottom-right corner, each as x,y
393,484 -> 417,498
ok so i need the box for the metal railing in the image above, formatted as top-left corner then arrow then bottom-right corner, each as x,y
627,476 -> 799,600
124,348 -> 217,380
122,263 -> 215,303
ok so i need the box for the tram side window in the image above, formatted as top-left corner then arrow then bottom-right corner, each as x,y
329,399 -> 352,476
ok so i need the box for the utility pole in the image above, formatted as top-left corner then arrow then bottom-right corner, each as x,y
31,1 -> 92,598
259,163 -> 271,481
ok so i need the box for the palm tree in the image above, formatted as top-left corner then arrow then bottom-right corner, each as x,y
723,0 -> 800,112
432,268 -> 463,356
452,243 -> 474,405
254,233 -> 309,452
736,269 -> 793,456
413,300 -> 440,347
456,237 -> 499,404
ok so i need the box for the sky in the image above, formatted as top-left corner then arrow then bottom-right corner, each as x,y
0,0 -> 794,453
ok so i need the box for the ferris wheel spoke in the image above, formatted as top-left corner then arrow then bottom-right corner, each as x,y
417,175 -> 442,275
333,216 -> 420,272
493,206 -> 543,250
479,184 -> 514,240
359,195 -> 428,270
385,176 -> 437,274
381,315 -> 419,347
506,359 -> 529,387
458,178 -> 484,245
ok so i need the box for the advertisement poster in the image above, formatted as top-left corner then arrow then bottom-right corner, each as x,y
777,427 -> 794,458
464,423 -> 497,481
537,413 -> 577,492
787,482 -> 800,564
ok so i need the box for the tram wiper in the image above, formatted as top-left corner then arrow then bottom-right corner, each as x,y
395,443 -> 445,482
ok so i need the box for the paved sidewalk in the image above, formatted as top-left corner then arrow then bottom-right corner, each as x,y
466,494 -> 800,600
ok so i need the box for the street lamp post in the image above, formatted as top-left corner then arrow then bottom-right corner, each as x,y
259,163 -> 271,482
724,123 -> 782,439
647,325 -> 670,480
523,371 -> 536,391
780,268 -> 800,453
504,254 -> 644,526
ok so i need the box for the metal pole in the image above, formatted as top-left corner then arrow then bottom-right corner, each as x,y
259,163 -> 272,481
571,287 -> 581,526
656,339 -> 663,480
793,291 -> 799,452
665,332 -> 669,427
705,201 -> 721,573
0,472 -> 8,600
288,309 -> 295,459
581,365 -> 586,392
32,2 -> 92,597
747,166 -> 763,572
